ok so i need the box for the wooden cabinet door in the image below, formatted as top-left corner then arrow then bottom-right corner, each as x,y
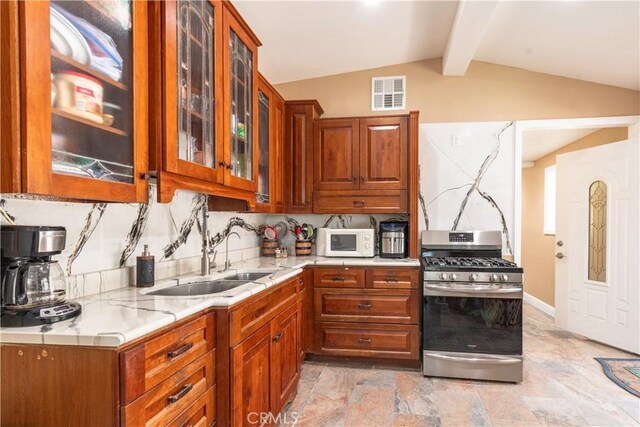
359,116 -> 407,190
222,5 -> 260,192
314,119 -> 360,191
153,0 -> 225,186
13,1 -> 149,202
231,323 -> 271,427
255,74 -> 285,213
272,95 -> 286,212
284,101 -> 322,213
270,303 -> 300,417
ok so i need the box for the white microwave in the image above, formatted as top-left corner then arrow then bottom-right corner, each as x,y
316,228 -> 375,258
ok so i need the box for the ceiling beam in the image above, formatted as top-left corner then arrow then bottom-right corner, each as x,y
442,0 -> 499,76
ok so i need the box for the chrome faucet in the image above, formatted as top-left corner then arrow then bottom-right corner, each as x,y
220,232 -> 241,272
201,199 -> 217,275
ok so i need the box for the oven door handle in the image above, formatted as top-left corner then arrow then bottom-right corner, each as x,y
425,352 -> 522,365
424,284 -> 522,295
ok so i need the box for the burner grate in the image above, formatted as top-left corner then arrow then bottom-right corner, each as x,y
423,256 -> 518,268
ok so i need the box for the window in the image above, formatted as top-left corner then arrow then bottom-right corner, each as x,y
371,76 -> 405,111
543,166 -> 556,235
588,180 -> 607,282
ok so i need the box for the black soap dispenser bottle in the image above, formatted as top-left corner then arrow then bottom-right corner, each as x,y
136,244 -> 155,287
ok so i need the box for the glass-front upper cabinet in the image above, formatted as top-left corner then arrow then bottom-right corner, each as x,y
154,0 -> 224,190
255,74 -> 285,213
11,1 -> 148,202
222,5 -> 260,192
256,88 -> 270,205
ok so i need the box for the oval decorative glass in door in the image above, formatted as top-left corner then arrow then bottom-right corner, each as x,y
50,0 -> 134,183
588,180 -> 607,282
178,0 -> 215,168
229,30 -> 254,181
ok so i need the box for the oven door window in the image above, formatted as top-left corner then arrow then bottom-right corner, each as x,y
330,234 -> 357,252
423,296 -> 522,355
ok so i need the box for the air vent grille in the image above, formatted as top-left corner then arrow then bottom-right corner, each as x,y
371,76 -> 405,111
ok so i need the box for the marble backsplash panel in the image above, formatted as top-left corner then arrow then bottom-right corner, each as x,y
419,121 -> 516,254
1,187 -> 268,297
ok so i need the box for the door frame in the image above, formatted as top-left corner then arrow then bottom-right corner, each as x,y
513,115 -> 639,267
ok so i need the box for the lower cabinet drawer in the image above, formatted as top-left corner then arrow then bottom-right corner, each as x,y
120,313 -> 216,404
167,385 -> 216,427
122,351 -> 215,426
315,322 -> 420,360
314,289 -> 419,324
367,268 -> 419,289
313,190 -> 407,214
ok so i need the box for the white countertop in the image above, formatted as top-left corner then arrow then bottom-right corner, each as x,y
0,256 -> 419,348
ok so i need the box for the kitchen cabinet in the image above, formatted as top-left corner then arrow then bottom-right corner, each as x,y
313,119 -> 360,191
231,322 -> 272,427
226,275 -> 302,426
284,100 -> 324,213
0,311 -> 217,426
313,115 -> 409,214
1,0 -> 149,202
359,116 -> 408,190
222,4 -> 260,193
150,0 -> 261,205
255,73 -> 285,213
308,266 -> 421,365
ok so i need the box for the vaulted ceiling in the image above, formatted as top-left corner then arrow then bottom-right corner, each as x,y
234,0 -> 640,89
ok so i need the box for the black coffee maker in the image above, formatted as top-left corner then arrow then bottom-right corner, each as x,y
1,225 -> 81,327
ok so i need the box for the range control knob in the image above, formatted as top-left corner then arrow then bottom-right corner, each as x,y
500,274 -> 508,282
364,243 -> 371,249
469,273 -> 478,281
490,274 -> 498,282
440,273 -> 449,280
451,273 -> 458,280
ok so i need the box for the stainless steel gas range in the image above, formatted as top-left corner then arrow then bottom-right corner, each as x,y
421,230 -> 523,383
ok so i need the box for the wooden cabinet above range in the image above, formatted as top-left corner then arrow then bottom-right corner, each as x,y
313,114 -> 413,214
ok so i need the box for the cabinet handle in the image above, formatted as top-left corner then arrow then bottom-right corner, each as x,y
331,276 -> 345,282
273,331 -> 284,342
167,342 -> 193,359
305,200 -> 311,206
353,200 -> 365,207
358,302 -> 372,309
168,383 -> 193,404
385,277 -> 399,283
360,176 -> 364,182
228,164 -> 233,171
219,161 -> 228,169
358,338 -> 372,344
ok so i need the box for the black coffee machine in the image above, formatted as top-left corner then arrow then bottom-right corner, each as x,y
379,220 -> 408,258
1,225 -> 81,327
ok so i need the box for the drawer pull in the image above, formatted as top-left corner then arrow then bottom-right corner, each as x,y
385,277 -> 399,283
353,200 -> 366,207
332,276 -> 345,282
167,342 -> 193,359
273,331 -> 284,343
358,302 -> 372,309
168,383 -> 193,404
358,338 -> 372,344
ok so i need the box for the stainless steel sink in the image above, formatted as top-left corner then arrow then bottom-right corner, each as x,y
148,280 -> 249,296
223,272 -> 272,281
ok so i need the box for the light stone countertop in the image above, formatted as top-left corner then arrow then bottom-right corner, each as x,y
0,256 -> 420,348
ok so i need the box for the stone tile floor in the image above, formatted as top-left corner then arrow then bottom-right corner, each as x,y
281,304 -> 640,426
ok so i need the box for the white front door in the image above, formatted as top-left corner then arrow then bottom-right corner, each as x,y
555,138 -> 639,354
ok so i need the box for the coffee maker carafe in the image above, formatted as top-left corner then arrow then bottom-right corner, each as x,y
1,225 -> 81,327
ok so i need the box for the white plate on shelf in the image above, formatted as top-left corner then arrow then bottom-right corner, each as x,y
50,6 -> 91,65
